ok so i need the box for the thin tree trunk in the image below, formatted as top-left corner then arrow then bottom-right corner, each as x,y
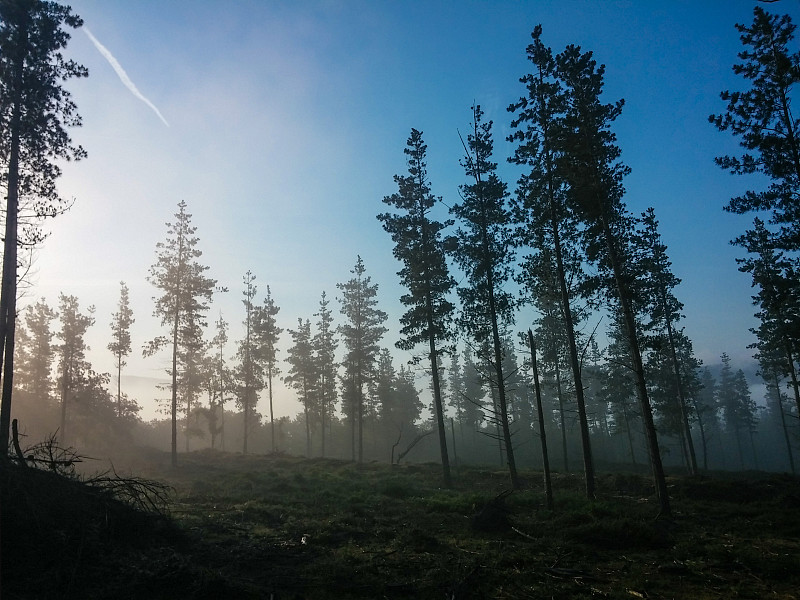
529,330 -> 553,509
690,395 -> 709,471
555,358 -> 569,472
171,305 -> 179,467
774,373 -> 796,474
429,339 -> 451,486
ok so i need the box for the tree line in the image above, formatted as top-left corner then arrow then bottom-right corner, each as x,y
2,4 -> 799,516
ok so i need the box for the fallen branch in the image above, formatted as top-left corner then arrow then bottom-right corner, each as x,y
396,429 -> 434,463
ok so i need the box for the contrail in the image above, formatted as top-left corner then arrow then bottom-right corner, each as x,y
83,26 -> 170,127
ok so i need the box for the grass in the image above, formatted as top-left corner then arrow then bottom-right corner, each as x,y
3,449 -> 800,599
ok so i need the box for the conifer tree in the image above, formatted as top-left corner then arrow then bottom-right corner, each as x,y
253,286 -> 282,452
313,291 -> 337,457
286,318 -> 316,457
711,7 -> 800,253
108,281 -> 134,418
451,105 -> 519,489
56,294 -> 94,446
15,298 -> 57,409
337,256 -> 387,463
235,271 -> 264,454
146,200 -> 216,467
0,0 -> 87,453
635,208 -> 698,474
207,314 -> 230,449
509,25 -> 596,497
378,128 -> 456,486
554,43 -> 670,515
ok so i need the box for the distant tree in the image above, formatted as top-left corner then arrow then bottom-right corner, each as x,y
146,200 -> 216,467
15,298 -> 57,409
447,351 -> 464,438
737,219 -> 800,417
635,208 -> 699,474
378,128 -> 456,486
0,0 -> 88,454
313,291 -> 337,457
599,314 -> 641,467
234,271 -> 264,454
451,105 -> 520,489
759,346 -> 796,474
460,347 -> 487,452
108,281 -> 134,418
285,318 -> 316,457
253,285 -> 282,451
508,25 -> 596,498
693,367 -> 721,471
55,294 -> 94,446
337,256 -> 388,463
717,353 -> 759,470
206,314 -> 231,449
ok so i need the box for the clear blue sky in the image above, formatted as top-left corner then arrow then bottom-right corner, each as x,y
28,0 -> 797,419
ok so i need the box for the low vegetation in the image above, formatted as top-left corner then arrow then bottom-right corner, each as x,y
3,449 -> 799,599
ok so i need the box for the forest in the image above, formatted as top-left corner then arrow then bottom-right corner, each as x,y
0,0 -> 800,598
1,2 -> 800,597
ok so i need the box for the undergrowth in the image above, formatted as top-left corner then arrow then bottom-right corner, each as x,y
3,446 -> 800,599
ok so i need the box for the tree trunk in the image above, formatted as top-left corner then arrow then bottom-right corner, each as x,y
599,212 -> 671,516
529,330 -> 553,509
662,299 -> 698,475
0,17 -> 27,455
774,373 -> 796,474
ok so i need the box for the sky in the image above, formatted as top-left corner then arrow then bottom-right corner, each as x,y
20,0 -> 800,421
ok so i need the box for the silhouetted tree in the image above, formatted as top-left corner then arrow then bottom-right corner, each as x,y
378,128 -> 456,486
555,43 -> 670,515
509,25 -> 596,498
286,318 -> 316,457
254,286 -> 281,451
15,298 -> 56,410
337,256 -> 387,463
635,208 -> 698,474
235,271 -> 264,454
108,281 -> 134,418
146,200 -> 216,466
711,7 -> 800,254
55,294 -> 93,446
313,291 -> 337,457
0,0 -> 87,454
451,105 -> 519,489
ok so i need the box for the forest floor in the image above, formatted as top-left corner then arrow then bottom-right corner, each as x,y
3,449 -> 800,599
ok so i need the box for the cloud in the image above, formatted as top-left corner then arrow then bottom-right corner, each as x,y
83,26 -> 170,127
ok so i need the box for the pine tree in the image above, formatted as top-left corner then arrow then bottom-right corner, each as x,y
451,104 -> 520,489
313,291 -> 337,457
337,256 -> 388,463
509,25 -> 596,497
108,281 -> 134,418
15,298 -> 57,410
254,286 -> 282,452
635,208 -> 698,474
146,200 -> 216,467
0,0 -> 88,454
286,318 -> 316,457
555,43 -> 670,515
378,128 -> 456,486
56,294 -> 94,446
710,7 -> 800,253
206,314 -> 230,449
235,271 -> 264,454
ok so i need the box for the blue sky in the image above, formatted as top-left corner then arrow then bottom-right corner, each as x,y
27,0 -> 797,419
